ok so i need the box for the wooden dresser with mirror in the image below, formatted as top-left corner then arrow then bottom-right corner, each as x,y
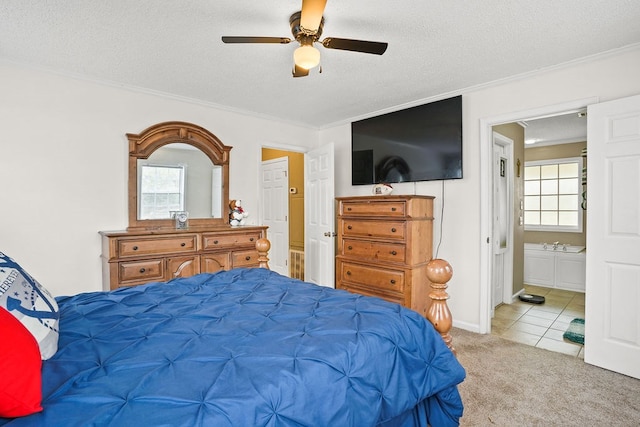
100,121 -> 267,290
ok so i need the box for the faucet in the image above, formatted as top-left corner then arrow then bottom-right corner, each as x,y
553,241 -> 560,250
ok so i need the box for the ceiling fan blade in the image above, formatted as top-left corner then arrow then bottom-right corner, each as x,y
292,64 -> 310,78
321,37 -> 388,55
221,36 -> 291,44
300,0 -> 327,32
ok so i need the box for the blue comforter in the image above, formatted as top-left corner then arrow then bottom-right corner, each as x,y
2,268 -> 464,426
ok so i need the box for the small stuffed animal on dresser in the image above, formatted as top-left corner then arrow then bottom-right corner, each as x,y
229,199 -> 248,226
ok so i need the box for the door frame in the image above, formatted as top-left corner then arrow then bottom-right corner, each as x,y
478,97 -> 599,333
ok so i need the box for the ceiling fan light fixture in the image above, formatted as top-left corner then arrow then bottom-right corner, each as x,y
294,45 -> 320,70
222,1 -> 387,77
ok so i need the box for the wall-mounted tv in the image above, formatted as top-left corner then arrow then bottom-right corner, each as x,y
351,95 -> 463,185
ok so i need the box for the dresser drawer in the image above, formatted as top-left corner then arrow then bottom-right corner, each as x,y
202,232 -> 261,250
339,219 -> 406,240
340,200 -> 406,217
118,235 -> 198,258
337,260 -> 405,292
341,239 -> 406,263
119,259 -> 165,283
231,250 -> 260,267
338,284 -> 405,306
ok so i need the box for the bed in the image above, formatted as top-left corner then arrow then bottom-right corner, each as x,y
1,256 -> 465,426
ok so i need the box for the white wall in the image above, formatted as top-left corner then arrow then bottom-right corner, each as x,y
3,46 -> 640,328
0,63 -> 317,296
323,46 -> 640,331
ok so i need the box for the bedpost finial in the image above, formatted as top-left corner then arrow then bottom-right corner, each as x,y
256,238 -> 271,269
425,258 -> 456,356
426,258 -> 453,284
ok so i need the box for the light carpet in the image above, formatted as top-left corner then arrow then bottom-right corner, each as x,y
452,327 -> 640,426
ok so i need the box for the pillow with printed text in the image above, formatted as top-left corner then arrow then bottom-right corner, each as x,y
0,251 -> 59,359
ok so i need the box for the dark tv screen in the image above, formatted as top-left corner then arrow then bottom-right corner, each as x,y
351,95 -> 463,184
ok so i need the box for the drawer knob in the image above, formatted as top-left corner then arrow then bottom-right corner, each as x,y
245,256 -> 251,261
347,246 -> 353,250
391,228 -> 396,233
391,250 -> 397,255
181,242 -> 186,247
390,279 -> 396,284
346,271 -> 352,276
391,207 -> 397,212
347,207 -> 352,211
133,246 -> 138,251
213,240 -> 219,244
139,268 -> 146,273
249,237 -> 254,242
347,225 -> 352,230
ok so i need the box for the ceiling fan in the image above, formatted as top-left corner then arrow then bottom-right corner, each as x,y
221,0 -> 388,77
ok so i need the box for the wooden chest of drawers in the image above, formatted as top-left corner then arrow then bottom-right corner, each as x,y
336,195 -> 434,316
100,226 -> 267,290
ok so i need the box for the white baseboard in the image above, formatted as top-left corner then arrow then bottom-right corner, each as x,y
511,287 -> 525,303
452,319 -> 482,334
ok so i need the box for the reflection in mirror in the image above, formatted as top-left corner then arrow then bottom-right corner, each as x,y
137,143 -> 222,220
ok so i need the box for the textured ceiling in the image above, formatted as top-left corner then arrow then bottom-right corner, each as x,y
524,112 -> 587,147
1,1 -> 640,131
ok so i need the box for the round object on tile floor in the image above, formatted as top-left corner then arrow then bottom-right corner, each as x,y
519,294 -> 545,304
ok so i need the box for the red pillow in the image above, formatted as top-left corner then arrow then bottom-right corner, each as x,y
0,306 -> 43,417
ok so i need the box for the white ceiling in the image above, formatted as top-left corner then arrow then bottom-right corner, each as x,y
2,1 -> 640,135
523,112 -> 587,147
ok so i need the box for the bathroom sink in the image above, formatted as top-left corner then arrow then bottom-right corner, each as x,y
524,243 -> 586,253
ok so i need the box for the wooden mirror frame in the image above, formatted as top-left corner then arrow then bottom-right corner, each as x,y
127,121 -> 232,230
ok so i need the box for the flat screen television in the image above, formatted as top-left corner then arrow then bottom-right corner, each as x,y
351,95 -> 462,184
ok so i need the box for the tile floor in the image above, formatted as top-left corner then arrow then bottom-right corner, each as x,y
491,285 -> 585,358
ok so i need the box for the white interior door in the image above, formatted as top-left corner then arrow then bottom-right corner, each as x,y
304,143 -> 335,287
585,93 -> 640,379
261,158 -> 289,276
492,132 -> 514,311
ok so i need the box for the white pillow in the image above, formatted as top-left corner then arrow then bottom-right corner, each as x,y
0,252 -> 59,360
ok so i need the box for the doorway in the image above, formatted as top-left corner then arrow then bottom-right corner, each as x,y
260,144 -> 336,287
491,112 -> 587,358
261,157 -> 289,276
479,97 -> 597,333
261,148 -> 305,279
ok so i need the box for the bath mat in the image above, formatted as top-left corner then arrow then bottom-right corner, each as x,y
563,318 -> 585,345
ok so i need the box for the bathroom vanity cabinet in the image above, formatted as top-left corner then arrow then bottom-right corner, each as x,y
523,244 -> 586,292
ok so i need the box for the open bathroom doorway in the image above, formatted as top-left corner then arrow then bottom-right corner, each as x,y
487,102 -> 589,356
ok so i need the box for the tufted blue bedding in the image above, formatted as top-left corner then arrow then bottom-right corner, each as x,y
1,268 -> 465,426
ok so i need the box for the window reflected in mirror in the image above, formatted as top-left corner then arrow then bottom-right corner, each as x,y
140,164 -> 185,219
137,143 -> 223,220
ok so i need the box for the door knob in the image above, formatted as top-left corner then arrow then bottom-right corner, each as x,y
323,231 -> 337,237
